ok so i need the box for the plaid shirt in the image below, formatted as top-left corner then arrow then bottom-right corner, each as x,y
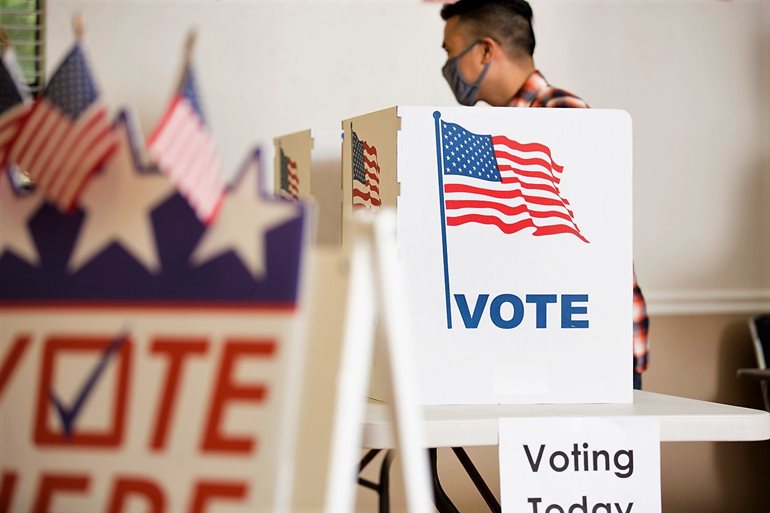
509,71 -> 650,374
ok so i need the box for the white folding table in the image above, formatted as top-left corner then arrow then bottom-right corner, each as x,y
359,391 -> 770,513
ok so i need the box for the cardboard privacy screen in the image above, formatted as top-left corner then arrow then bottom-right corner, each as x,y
274,129 -> 343,246
0,128 -> 310,512
342,106 -> 633,405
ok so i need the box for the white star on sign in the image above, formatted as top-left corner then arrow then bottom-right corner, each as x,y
0,172 -> 42,265
191,155 -> 299,278
68,124 -> 174,272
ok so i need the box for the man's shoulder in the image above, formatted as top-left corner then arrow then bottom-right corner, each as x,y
533,85 -> 589,109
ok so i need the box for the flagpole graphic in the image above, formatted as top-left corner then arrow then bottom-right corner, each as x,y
433,110 -> 453,330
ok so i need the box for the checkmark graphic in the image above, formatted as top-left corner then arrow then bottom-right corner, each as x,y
48,333 -> 128,438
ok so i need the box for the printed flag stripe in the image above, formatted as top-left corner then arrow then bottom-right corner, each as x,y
444,182 -> 576,218
497,165 -> 561,184
490,135 -> 564,173
499,175 -> 567,198
446,213 -> 589,242
444,193 -> 579,232
494,150 -> 564,177
445,195 -> 575,223
445,199 -> 576,223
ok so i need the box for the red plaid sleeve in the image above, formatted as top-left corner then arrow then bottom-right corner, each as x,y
632,272 -> 650,373
535,88 -> 589,109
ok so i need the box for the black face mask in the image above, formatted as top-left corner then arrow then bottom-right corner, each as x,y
441,40 -> 490,106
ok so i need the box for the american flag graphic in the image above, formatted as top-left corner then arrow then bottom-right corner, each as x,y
148,64 -> 224,224
279,148 -> 299,200
6,43 -> 118,211
351,130 -> 381,210
0,47 -> 32,168
439,119 -> 588,243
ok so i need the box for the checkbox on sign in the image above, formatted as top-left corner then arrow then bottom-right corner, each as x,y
35,334 -> 132,447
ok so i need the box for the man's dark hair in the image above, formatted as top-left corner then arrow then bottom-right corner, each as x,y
441,0 -> 536,58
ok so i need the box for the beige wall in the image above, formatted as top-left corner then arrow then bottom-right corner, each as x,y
48,0 -> 770,301
645,314 -> 770,513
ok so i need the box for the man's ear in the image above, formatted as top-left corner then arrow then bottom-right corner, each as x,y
479,37 -> 497,64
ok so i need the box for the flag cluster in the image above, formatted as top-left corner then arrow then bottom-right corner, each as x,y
0,38 -> 225,224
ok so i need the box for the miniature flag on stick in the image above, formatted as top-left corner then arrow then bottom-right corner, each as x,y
6,15 -> 118,211
0,32 -> 33,170
148,31 -> 224,223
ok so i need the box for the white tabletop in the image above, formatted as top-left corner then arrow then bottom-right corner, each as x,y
362,390 -> 770,448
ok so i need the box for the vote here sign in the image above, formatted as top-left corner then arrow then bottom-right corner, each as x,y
0,150 -> 309,512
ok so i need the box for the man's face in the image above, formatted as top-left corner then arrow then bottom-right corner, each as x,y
442,16 -> 486,89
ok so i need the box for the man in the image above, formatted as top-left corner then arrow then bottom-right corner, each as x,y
440,0 -> 649,389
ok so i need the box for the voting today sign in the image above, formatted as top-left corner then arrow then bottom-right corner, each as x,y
342,106 -> 633,405
0,133 -> 310,512
498,417 -> 661,513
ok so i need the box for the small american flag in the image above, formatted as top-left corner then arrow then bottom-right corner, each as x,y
148,64 -> 224,224
7,43 -> 117,211
439,119 -> 588,243
351,130 -> 381,210
279,148 -> 299,200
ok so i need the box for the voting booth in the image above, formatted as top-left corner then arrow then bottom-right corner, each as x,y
0,125 -> 311,512
274,129 -> 343,246
342,106 -> 633,406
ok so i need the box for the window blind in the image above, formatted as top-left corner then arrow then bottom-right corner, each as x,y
0,0 -> 43,93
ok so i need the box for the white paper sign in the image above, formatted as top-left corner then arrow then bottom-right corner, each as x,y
499,417 -> 661,513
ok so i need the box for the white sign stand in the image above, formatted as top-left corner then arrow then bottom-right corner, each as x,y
324,209 -> 433,513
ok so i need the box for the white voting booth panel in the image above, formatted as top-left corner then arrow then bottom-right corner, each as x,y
342,106 -> 633,406
274,129 -> 343,246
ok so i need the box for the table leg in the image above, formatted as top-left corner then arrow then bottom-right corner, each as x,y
429,448 -> 462,513
358,449 -> 393,513
451,447 -> 501,513
360,447 -> 500,513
